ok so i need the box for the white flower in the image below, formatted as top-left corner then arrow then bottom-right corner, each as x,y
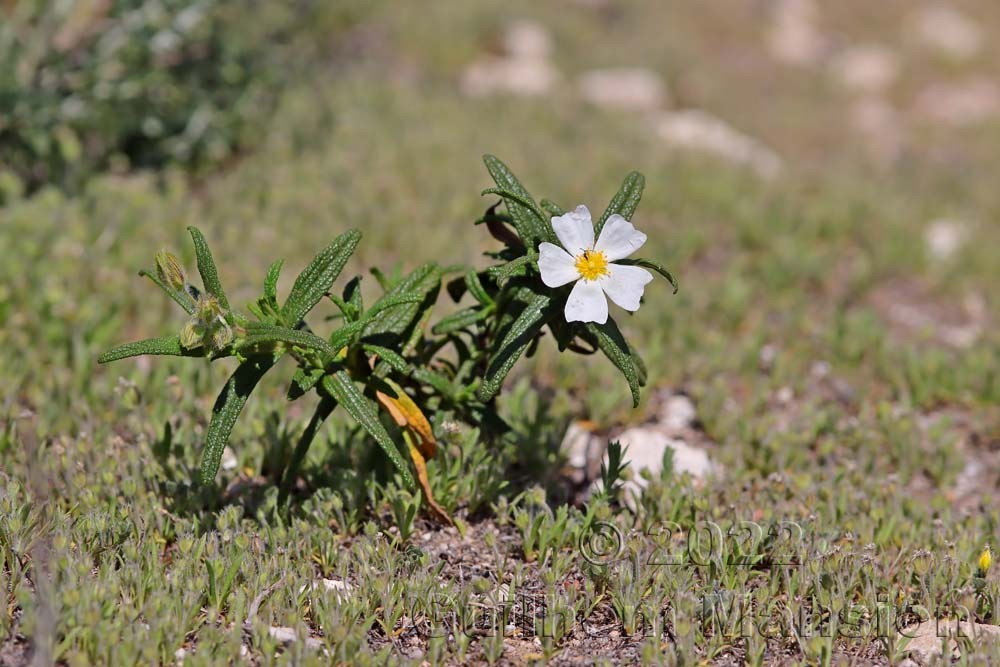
537,205 -> 653,324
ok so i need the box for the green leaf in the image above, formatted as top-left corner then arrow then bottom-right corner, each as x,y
412,367 -> 456,399
198,356 -> 276,484
586,318 -> 641,407
477,291 -> 553,402
278,395 -> 336,505
187,227 -> 230,310
596,171 -> 645,235
263,259 -> 283,308
362,344 -> 410,373
540,199 -> 565,217
287,366 -> 324,401
432,307 -> 489,335
362,263 -> 441,341
240,324 -> 337,359
322,371 -> 414,487
486,254 -> 533,285
139,269 -> 195,315
464,270 -> 494,306
343,276 -> 363,319
482,155 -> 550,244
281,229 -> 361,326
99,335 -> 201,363
618,258 -> 678,293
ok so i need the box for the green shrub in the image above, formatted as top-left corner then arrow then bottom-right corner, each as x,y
0,0 -> 358,199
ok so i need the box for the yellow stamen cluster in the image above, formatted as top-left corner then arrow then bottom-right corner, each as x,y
574,249 -> 609,282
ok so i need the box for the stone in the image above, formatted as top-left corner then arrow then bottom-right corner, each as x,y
829,45 -> 900,95
560,421 -> 604,483
656,392 -> 696,433
460,57 -> 558,97
655,110 -> 783,179
578,68 -> 668,112
924,219 -> 967,261
907,4 -> 983,61
915,78 -> 1000,126
766,0 -> 825,66
502,20 -> 552,60
897,619 -> 1000,664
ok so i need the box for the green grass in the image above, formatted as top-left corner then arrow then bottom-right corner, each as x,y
3,1 -> 1000,664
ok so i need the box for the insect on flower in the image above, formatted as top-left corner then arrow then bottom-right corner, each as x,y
537,205 -> 653,324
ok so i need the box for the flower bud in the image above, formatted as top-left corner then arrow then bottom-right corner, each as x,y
180,320 -> 204,349
196,295 -> 224,322
211,321 -> 234,351
155,250 -> 186,291
979,545 -> 993,574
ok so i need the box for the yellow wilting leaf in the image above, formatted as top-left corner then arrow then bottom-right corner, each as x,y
375,379 -> 436,459
404,433 -> 453,526
375,379 -> 452,525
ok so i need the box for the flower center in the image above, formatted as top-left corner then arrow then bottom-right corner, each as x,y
574,249 -> 609,282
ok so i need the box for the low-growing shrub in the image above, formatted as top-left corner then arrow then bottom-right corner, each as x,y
100,155 -> 677,521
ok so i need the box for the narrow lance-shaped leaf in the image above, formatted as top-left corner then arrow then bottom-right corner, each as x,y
239,324 -> 337,359
321,371 -> 414,487
198,356 -> 276,484
482,155 -> 550,244
596,171 -> 645,236
188,227 -> 230,310
138,269 -> 195,315
263,259 -> 283,310
464,270 -> 494,306
99,335 -> 201,363
586,318 -> 642,407
618,258 -> 678,293
278,395 -> 336,505
432,307 -> 489,335
362,343 -> 410,373
281,229 -> 361,326
477,290 -> 553,402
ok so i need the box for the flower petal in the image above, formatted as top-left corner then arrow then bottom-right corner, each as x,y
594,214 -> 647,261
564,278 -> 608,324
551,205 -> 595,256
537,242 -> 578,287
601,263 -> 653,312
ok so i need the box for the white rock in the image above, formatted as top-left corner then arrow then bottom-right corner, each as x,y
915,78 -> 1000,126
614,426 -> 715,489
578,68 -> 668,112
924,219 -> 967,261
655,110 -> 783,179
898,619 -> 1000,664
830,45 -> 900,95
461,57 -> 558,97
767,0 -> 825,66
503,20 -> 552,60
267,626 -> 324,650
560,421 -> 604,483
221,446 -> 238,471
298,577 -> 353,602
908,4 -> 983,61
657,393 -> 696,432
